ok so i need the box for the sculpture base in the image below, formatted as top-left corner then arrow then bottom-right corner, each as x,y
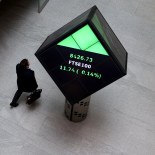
64,96 -> 91,122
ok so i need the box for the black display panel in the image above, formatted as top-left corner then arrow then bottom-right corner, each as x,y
35,6 -> 128,103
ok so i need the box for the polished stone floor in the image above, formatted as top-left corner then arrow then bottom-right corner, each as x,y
0,0 -> 155,154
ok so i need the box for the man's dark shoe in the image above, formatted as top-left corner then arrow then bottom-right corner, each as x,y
10,102 -> 19,107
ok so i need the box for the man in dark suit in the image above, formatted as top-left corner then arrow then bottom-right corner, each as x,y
10,59 -> 38,107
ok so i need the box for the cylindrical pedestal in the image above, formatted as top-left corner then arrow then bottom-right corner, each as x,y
65,96 -> 91,122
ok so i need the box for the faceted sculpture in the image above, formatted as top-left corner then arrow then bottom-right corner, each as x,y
35,5 -> 128,103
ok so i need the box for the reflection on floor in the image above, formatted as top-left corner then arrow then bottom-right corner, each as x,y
0,0 -> 155,154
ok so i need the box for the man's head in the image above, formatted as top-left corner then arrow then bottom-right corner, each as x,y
20,59 -> 30,69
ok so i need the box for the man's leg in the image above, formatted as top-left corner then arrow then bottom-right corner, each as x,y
10,90 -> 22,107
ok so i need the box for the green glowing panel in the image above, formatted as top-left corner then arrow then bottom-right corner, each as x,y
86,42 -> 109,56
57,24 -> 109,56
58,36 -> 80,49
72,25 -> 98,50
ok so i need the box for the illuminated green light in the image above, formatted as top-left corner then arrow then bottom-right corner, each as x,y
86,42 -> 109,56
58,36 -> 80,49
92,14 -> 110,47
72,25 -> 98,50
57,24 -> 109,56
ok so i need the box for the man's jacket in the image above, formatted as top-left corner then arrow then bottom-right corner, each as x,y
16,64 -> 38,92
